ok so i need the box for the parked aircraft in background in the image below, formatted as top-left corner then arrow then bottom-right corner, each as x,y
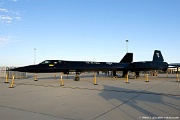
10,50 -> 168,79
169,63 -> 180,73
169,63 -> 180,68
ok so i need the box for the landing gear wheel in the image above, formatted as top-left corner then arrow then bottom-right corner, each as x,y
113,76 -> 118,78
74,76 -> 80,81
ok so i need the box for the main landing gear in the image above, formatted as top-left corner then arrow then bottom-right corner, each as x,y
113,71 -> 118,78
74,72 -> 80,81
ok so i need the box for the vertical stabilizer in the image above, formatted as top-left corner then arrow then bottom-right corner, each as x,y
153,50 -> 164,62
120,53 -> 133,63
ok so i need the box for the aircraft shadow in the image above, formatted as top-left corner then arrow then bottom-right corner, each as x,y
98,85 -> 180,119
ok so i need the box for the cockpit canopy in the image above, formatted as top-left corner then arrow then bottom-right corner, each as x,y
39,60 -> 62,65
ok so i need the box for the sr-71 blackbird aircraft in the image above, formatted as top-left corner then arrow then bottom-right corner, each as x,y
11,50 -> 168,78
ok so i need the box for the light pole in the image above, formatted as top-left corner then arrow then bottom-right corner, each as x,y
126,40 -> 129,53
34,48 -> 36,65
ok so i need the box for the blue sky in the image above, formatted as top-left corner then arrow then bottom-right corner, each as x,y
0,0 -> 180,66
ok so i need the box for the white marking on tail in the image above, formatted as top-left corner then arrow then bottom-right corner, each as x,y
156,53 -> 160,57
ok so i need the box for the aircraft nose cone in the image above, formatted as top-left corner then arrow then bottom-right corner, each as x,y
10,65 -> 35,72
10,67 -> 24,72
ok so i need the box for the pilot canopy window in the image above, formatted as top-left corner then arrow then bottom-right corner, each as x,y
40,60 -> 51,64
40,60 -> 61,64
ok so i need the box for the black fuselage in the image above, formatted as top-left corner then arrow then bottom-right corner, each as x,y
11,60 -> 130,73
10,50 -> 169,74
11,60 -> 168,73
128,61 -> 168,72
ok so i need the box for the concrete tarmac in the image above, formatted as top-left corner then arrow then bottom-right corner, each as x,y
0,73 -> 179,120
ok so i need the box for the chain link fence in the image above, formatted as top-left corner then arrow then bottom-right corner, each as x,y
0,67 -> 27,79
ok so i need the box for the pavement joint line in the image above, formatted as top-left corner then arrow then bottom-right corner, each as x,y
163,101 -> 180,111
92,78 -> 180,120
142,78 -> 171,91
1,75 -> 179,120
0,105 -> 76,120
92,91 -> 144,120
63,86 -> 180,96
1,80 -> 179,97
137,78 -> 180,96
1,84 -> 55,97
14,82 -> 180,97
140,101 -> 180,116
